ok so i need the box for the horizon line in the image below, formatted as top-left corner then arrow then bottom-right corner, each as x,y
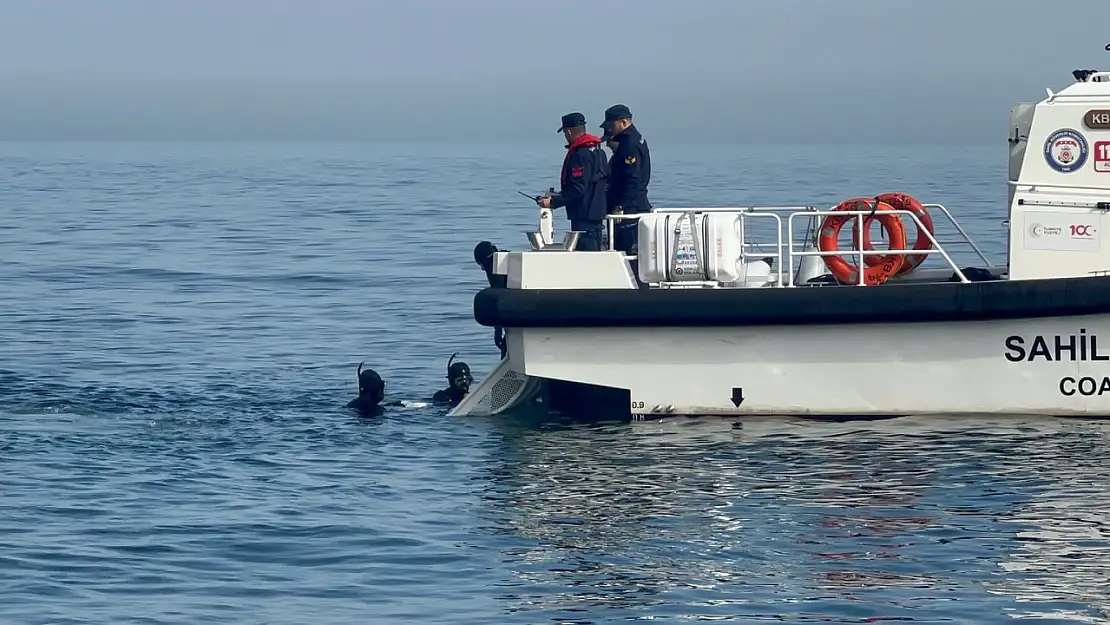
0,139 -> 1001,147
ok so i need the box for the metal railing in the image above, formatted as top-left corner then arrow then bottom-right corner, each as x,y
922,203 -> 992,266
605,213 -> 640,260
598,202 -> 991,287
785,208 -> 967,285
650,207 -> 787,287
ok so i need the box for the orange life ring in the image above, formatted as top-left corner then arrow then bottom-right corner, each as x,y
818,198 -> 907,285
852,192 -> 934,275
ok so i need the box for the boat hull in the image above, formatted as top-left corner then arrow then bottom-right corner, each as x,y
497,315 -> 1110,418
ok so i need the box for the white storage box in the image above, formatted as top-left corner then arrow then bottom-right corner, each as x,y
637,212 -> 706,283
636,212 -> 769,285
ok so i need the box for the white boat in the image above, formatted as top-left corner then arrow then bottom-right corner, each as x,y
451,68 -> 1110,420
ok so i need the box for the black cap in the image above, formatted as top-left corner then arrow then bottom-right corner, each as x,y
558,112 -> 586,133
600,104 -> 632,128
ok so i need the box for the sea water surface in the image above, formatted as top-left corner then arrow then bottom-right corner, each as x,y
2,141 -> 1110,624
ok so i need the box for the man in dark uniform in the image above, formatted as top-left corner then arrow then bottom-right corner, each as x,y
537,112 -> 609,251
599,104 -> 651,258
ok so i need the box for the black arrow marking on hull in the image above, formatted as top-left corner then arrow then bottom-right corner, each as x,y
731,387 -> 745,407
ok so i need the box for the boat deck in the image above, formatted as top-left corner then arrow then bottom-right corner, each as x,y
601,203 -> 996,288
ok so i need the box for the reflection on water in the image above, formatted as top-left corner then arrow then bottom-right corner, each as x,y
478,415 -> 1110,623
987,421 -> 1110,623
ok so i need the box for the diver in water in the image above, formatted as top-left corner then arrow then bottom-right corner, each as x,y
432,353 -> 473,407
474,241 -> 507,358
347,361 -> 386,416
345,356 -> 471,415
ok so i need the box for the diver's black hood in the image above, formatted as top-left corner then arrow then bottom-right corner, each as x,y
357,361 -> 384,396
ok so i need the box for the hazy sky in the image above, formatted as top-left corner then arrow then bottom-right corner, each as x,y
0,0 -> 1107,143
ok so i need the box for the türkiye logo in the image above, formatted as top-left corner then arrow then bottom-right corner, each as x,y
1027,223 -> 1062,238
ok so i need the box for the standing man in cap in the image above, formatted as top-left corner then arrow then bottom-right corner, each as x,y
600,104 -> 651,258
537,112 -> 609,251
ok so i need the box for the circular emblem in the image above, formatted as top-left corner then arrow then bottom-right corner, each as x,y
1027,222 -> 1064,238
1044,128 -> 1089,173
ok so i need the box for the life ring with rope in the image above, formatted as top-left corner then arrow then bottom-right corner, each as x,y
817,198 -> 907,285
850,192 -> 934,276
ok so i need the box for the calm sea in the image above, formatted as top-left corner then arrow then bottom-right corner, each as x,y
2,141 -> 1109,624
